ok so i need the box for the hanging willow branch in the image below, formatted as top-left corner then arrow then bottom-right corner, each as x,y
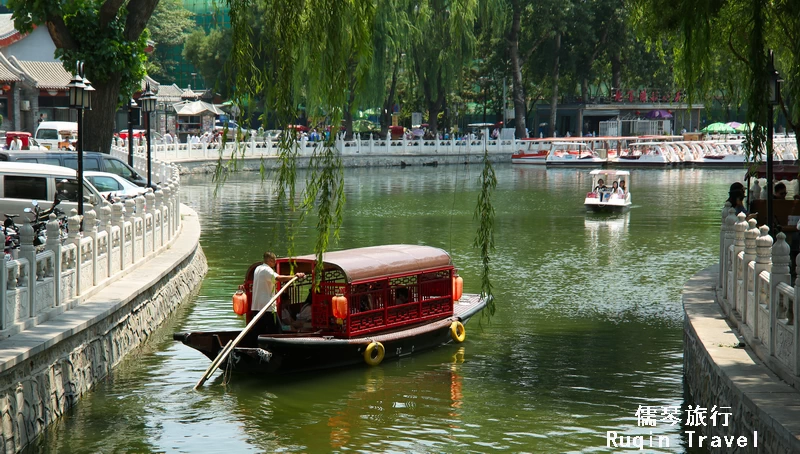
473,145 -> 497,317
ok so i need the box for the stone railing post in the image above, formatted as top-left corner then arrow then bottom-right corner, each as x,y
18,219 -> 36,317
83,209 -> 98,286
45,213 -> 62,305
146,190 -> 156,253
720,208 -> 737,291
67,210 -> 82,296
161,186 -> 172,242
752,225 -> 773,336
124,199 -> 136,264
740,219 -> 759,317
719,202 -> 732,288
135,194 -> 145,259
113,202 -> 125,272
770,232 -> 790,356
728,212 -> 748,308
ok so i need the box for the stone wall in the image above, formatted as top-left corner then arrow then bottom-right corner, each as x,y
683,268 -> 800,454
0,245 -> 207,453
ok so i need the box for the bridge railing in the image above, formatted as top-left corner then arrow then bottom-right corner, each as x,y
0,153 -> 182,337
718,204 -> 800,379
114,134 -> 515,164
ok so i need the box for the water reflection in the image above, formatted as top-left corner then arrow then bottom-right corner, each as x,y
25,165 -> 744,453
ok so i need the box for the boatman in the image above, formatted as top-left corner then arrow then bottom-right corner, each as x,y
246,252 -> 305,333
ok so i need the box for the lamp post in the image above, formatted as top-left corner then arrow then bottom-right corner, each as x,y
139,82 -> 158,188
67,62 -> 93,222
766,49 -> 783,236
127,98 -> 138,167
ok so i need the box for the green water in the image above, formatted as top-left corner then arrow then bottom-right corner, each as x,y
26,164 -> 737,453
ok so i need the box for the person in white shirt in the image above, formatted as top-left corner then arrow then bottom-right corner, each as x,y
164,131 -> 174,144
9,137 -> 22,150
245,252 -> 305,332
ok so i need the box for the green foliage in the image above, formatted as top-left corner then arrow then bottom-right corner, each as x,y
8,0 -> 154,105
183,28 -> 234,96
147,0 -> 196,82
473,146 -> 497,315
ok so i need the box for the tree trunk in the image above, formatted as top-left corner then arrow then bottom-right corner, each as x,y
549,32 -> 561,137
84,75 -> 122,153
611,50 -> 622,93
380,55 -> 401,137
344,71 -> 357,140
509,1 -> 527,139
427,89 -> 445,137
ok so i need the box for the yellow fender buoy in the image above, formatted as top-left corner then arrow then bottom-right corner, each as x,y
450,321 -> 466,343
363,341 -> 385,366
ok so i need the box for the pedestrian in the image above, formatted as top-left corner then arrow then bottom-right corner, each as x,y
37,113 -> 45,125
242,252 -> 305,333
164,130 -> 174,145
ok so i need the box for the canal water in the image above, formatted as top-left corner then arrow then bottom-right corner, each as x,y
26,164 -> 739,453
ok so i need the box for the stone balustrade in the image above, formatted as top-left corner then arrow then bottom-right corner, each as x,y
0,156 -> 182,338
718,203 -> 800,384
109,134 -> 515,166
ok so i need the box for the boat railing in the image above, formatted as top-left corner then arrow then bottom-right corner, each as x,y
718,204 -> 800,387
1,148 -> 182,337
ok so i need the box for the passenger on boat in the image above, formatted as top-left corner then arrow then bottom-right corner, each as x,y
280,289 -> 313,331
774,182 -> 788,200
245,251 -> 305,332
619,180 -> 627,194
395,287 -> 409,305
594,179 -> 607,193
611,181 -> 623,198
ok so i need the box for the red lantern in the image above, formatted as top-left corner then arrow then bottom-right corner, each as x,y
452,275 -> 464,301
332,294 -> 348,319
232,290 -> 249,315
2,84 -> 10,91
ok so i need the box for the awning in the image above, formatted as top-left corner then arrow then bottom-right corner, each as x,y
581,110 -> 620,117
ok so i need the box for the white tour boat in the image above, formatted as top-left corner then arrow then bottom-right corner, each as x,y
512,138 -> 552,165
584,169 -> 632,213
545,141 -> 606,167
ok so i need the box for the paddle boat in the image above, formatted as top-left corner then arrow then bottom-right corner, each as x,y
175,245 -> 487,380
584,169 -> 632,213
614,141 -> 681,167
512,138 -> 551,165
545,141 -> 606,167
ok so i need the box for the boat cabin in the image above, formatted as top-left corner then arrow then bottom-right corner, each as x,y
242,245 -> 457,338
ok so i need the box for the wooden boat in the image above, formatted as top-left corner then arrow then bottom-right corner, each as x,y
174,245 -> 488,375
584,169 -> 632,213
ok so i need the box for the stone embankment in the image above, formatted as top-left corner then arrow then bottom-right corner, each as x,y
683,267 -> 800,454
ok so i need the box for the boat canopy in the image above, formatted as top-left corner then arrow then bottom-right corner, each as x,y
590,169 -> 631,177
288,244 -> 453,282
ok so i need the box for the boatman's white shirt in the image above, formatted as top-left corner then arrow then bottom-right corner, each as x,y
252,264 -> 279,312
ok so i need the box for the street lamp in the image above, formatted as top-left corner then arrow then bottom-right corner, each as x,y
766,49 -> 783,236
139,82 -> 158,188
67,61 -> 92,221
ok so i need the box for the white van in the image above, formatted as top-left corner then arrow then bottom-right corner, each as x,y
0,162 -> 108,217
34,121 -> 78,150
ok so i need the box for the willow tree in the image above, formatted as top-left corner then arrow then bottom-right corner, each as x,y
9,0 -> 158,154
632,0 -> 800,155
225,0 -> 497,310
406,0 -> 480,135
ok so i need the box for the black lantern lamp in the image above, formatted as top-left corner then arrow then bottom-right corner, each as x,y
67,62 -> 88,221
139,82 -> 158,188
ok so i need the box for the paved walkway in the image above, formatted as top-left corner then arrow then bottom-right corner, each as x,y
683,268 -> 800,451
0,205 -> 202,375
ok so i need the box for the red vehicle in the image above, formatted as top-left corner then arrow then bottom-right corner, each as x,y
5,131 -> 33,149
174,245 -> 486,376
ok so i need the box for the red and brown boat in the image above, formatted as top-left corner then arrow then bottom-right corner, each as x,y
174,245 -> 488,375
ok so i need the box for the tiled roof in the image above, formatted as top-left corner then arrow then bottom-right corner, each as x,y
0,53 -> 22,82
11,57 -> 71,90
0,14 -> 26,48
157,83 -> 184,102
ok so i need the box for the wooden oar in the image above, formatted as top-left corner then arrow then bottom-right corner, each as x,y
194,276 -> 299,390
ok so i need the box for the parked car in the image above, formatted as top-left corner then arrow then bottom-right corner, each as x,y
34,121 -> 78,150
0,151 -> 151,187
84,171 -> 147,201
0,162 -> 108,217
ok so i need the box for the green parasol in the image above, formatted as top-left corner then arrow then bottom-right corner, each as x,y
701,122 -> 736,134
